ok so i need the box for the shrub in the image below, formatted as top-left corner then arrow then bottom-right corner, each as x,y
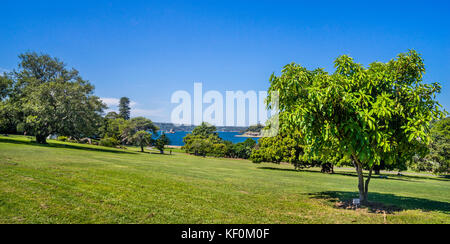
155,134 -> 170,154
57,136 -> 68,142
99,137 -> 119,147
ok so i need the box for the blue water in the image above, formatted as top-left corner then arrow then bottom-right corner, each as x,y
155,131 -> 259,146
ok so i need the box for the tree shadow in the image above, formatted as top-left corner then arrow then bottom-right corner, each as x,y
257,166 -> 417,182
149,152 -> 174,156
308,191 -> 450,214
0,137 -> 136,155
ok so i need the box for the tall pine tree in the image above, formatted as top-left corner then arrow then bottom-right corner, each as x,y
119,97 -> 131,120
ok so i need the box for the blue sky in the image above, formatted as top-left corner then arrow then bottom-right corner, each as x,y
1,0 -> 449,123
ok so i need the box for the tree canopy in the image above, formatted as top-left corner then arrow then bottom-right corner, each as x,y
6,52 -> 106,143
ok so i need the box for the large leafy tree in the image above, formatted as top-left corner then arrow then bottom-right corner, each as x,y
121,117 -> 158,145
268,50 -> 446,204
10,53 -> 106,143
99,117 -> 130,141
192,122 -> 217,137
119,97 -> 131,120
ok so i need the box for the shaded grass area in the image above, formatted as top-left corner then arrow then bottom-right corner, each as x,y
0,135 -> 449,223
309,191 -> 450,214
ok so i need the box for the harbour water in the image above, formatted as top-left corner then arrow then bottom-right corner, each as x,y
155,131 -> 259,146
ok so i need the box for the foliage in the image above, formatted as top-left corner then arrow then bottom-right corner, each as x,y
184,123 -> 258,158
411,117 -> 450,174
57,136 -> 68,142
119,97 -> 131,120
121,117 -> 158,145
192,122 -> 217,137
241,124 -> 264,134
251,135 -> 300,163
1,135 -> 449,224
104,111 -> 121,120
0,100 -> 17,134
155,133 -> 170,154
267,50 -> 446,203
231,138 -> 257,159
0,73 -> 12,100
183,122 -> 221,156
6,52 -> 106,143
130,130 -> 152,152
99,116 -> 158,147
183,134 -> 222,157
99,137 -> 119,147
99,118 -> 130,142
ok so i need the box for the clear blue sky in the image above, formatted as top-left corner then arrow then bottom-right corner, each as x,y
1,0 -> 449,122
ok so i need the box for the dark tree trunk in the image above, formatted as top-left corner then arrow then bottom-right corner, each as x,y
374,168 -> 380,175
321,163 -> 334,174
36,134 -> 48,144
140,146 -> 144,152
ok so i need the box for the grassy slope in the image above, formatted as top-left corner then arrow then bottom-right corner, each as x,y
0,135 -> 449,224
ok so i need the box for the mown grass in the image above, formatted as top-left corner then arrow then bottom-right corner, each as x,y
0,135 -> 449,224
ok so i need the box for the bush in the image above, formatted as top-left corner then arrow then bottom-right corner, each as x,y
57,136 -> 68,142
99,137 -> 119,147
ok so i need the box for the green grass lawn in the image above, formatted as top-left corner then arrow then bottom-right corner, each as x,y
0,135 -> 449,224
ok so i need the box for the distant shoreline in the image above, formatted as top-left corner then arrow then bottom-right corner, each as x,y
234,134 -> 262,138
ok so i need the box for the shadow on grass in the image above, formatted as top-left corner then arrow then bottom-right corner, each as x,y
0,137 -> 136,155
308,191 -> 450,214
257,166 -> 417,182
257,166 -> 450,182
149,152 -> 174,156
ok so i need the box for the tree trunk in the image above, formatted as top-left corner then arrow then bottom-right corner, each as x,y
321,163 -> 334,174
352,155 -> 373,205
140,146 -> 144,152
374,168 -> 380,175
36,134 -> 48,144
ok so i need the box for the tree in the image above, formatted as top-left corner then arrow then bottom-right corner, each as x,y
119,97 -> 131,120
121,117 -> 158,143
99,117 -> 130,141
232,138 -> 257,159
131,130 -> 152,152
192,122 -> 217,137
155,133 -> 170,154
250,132 -> 306,169
0,73 -> 15,134
267,50 -> 446,204
182,123 -> 224,157
0,73 -> 12,100
9,52 -> 106,144
130,117 -> 159,133
105,111 -> 121,120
